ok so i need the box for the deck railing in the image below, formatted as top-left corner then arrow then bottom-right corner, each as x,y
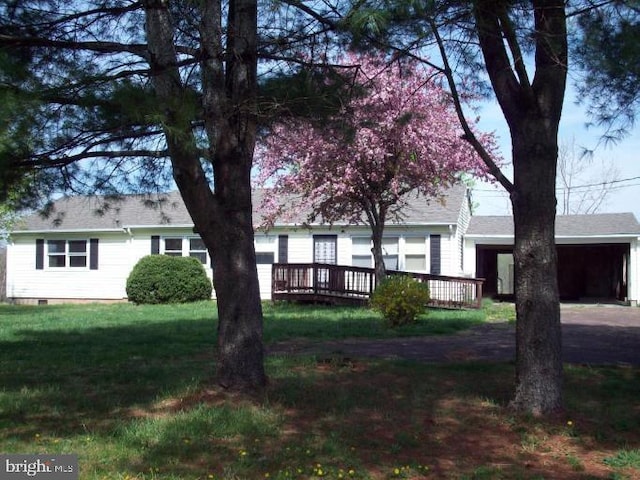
272,263 -> 484,309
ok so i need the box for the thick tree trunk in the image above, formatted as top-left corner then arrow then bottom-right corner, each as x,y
212,220 -> 265,389
509,121 -> 563,414
173,166 -> 266,391
144,0 -> 266,390
471,0 -> 567,414
193,183 -> 265,390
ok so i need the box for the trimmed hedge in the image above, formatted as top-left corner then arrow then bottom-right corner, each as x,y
370,275 -> 430,327
126,255 -> 212,304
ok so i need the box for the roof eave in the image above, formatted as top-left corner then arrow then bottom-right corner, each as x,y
125,224 -> 195,230
11,228 -> 128,235
466,233 -> 640,240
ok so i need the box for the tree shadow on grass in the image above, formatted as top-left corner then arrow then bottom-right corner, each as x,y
119,358 -> 638,479
109,358 -> 520,479
0,316 -> 217,439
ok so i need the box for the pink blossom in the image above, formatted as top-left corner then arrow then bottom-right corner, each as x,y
255,51 -> 498,242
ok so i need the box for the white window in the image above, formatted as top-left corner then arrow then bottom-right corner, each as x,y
404,237 -> 426,272
351,237 -> 399,270
47,240 -> 87,268
351,237 -> 372,268
163,238 -> 183,257
189,238 -> 208,264
161,237 -> 210,265
382,237 -> 399,270
255,235 -> 276,264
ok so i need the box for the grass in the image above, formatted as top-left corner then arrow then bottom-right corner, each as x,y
262,301 -> 492,342
1,300 -> 637,479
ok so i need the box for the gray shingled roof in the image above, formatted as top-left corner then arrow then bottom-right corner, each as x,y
15,192 -> 192,231
14,185 -> 469,232
467,213 -> 640,237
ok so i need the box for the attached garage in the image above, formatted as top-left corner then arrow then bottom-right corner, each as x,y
465,213 -> 640,305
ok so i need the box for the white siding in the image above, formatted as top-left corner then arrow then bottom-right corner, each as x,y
7,233 -> 132,301
7,225 -> 467,303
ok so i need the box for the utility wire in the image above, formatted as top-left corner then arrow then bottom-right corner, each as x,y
472,175 -> 640,193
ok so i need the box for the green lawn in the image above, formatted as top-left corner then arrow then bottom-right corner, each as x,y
1,301 -> 638,480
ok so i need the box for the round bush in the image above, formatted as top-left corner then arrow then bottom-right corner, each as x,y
370,275 -> 430,327
126,255 -> 212,304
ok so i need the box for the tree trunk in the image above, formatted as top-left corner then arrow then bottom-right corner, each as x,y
200,0 -> 266,389
144,0 -> 266,390
509,120 -> 563,415
197,180 -> 265,390
471,0 -> 567,414
371,221 -> 387,286
173,165 -> 266,391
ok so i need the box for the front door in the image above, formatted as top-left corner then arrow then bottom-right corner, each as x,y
313,235 -> 337,291
314,235 -> 337,264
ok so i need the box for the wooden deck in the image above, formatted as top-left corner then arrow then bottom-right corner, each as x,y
272,263 -> 484,309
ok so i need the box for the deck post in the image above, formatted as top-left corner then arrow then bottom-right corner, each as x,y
476,279 -> 484,308
312,263 -> 318,295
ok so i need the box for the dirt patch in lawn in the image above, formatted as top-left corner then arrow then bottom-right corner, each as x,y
127,357 -> 638,480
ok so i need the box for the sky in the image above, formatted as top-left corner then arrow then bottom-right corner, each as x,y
471,90 -> 640,220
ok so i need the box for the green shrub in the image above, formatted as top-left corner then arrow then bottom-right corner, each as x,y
126,255 -> 212,304
370,275 -> 430,327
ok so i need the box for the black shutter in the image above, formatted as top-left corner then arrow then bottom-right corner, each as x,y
89,238 -> 99,270
36,239 -> 44,270
430,234 -> 441,275
151,235 -> 160,254
278,235 -> 288,263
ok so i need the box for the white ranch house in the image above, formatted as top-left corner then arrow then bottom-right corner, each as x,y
6,185 -> 640,305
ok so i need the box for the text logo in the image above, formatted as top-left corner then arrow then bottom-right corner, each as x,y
0,455 -> 77,479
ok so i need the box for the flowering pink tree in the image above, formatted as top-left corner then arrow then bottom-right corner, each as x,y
256,53 -> 496,281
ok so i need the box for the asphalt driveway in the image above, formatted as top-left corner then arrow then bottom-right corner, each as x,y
269,304 -> 640,366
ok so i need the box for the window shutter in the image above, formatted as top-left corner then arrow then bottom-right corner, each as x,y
430,234 -> 441,275
36,239 -> 44,270
90,238 -> 99,270
151,235 -> 160,254
278,235 -> 288,263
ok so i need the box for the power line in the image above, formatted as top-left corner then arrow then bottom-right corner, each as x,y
472,175 -> 640,193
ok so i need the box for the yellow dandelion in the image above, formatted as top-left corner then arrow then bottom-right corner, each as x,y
394,467 -> 401,475
567,420 -> 573,426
